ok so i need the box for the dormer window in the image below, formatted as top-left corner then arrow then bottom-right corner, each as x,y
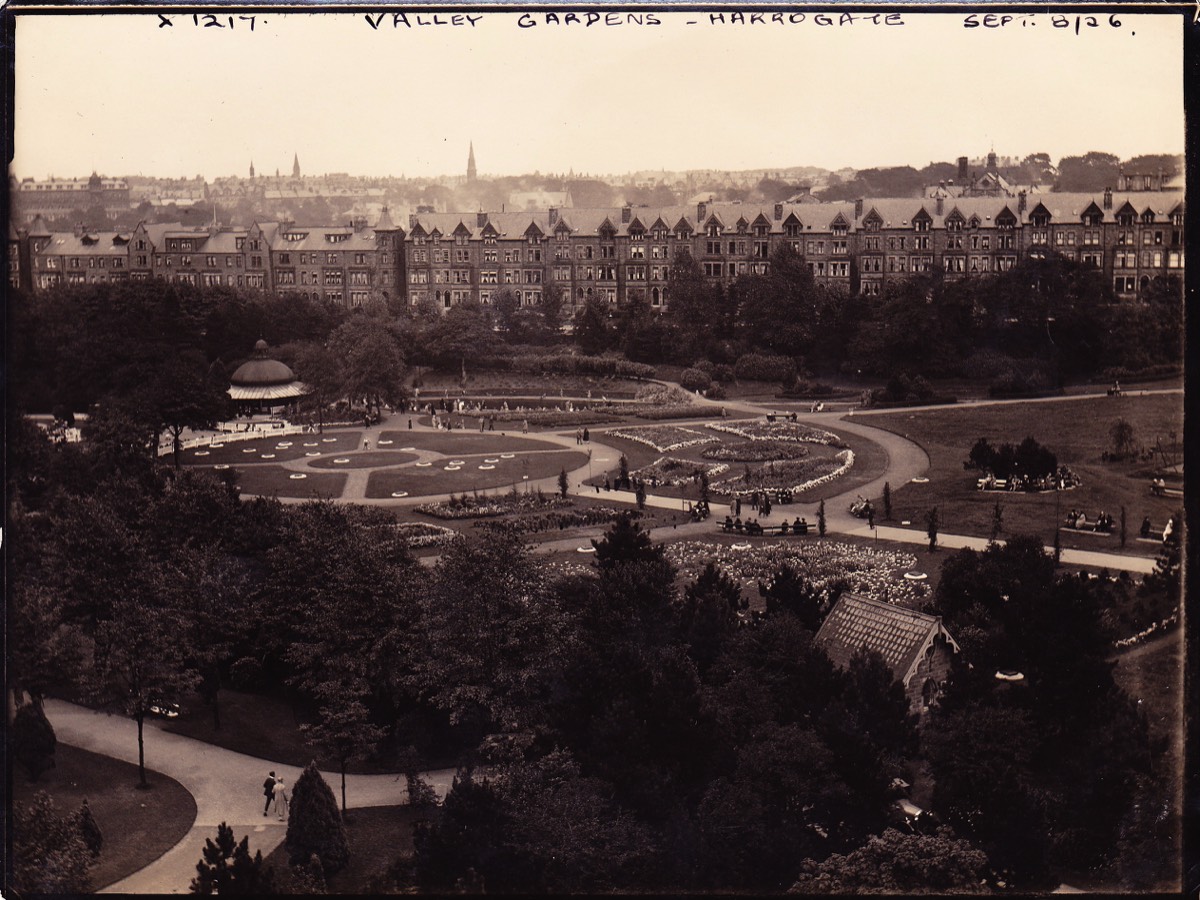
1031,213 -> 1050,227
1141,211 -> 1156,224
753,224 -> 769,237
706,224 -> 721,238
945,216 -> 964,233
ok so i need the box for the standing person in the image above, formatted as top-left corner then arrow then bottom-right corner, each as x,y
263,771 -> 277,816
735,497 -> 742,517
273,777 -> 290,821
522,419 -> 529,434
583,427 -> 590,443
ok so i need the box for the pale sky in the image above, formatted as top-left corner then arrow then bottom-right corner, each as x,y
12,9 -> 1185,180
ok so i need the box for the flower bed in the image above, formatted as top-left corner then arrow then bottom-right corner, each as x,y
607,425 -> 716,453
631,456 -> 730,487
665,539 -> 929,607
700,440 -> 810,462
392,522 -> 458,548
707,420 -> 847,448
474,507 -> 644,536
459,408 -> 617,427
415,491 -> 573,519
711,450 -> 854,496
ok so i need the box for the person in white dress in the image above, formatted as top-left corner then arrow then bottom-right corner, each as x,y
273,777 -> 290,821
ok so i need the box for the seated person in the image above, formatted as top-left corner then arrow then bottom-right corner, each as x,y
780,520 -> 790,535
795,519 -> 808,535
1140,516 -> 1152,538
734,517 -> 743,532
723,516 -> 734,532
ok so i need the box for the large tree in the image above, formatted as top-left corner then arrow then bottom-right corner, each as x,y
790,826 -> 990,894
327,313 -> 407,420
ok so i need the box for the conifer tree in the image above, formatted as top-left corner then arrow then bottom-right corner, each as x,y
11,701 -> 57,782
285,761 -> 350,875
190,822 -> 273,895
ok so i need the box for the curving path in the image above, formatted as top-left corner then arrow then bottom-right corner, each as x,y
220,384 -> 1160,573
44,699 -> 457,894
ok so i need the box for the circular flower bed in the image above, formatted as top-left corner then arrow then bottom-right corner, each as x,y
700,440 -> 810,462
608,425 -> 716,454
710,451 -> 854,496
631,456 -> 729,487
707,420 -> 847,448
416,491 -> 574,520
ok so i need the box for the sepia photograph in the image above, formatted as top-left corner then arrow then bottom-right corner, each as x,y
4,3 -> 1189,895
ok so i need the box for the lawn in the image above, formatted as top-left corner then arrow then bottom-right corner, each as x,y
11,743 -> 196,891
865,394 -> 1183,556
180,431 -> 362,465
308,450 -> 419,469
376,431 -> 566,453
365,449 -> 588,498
228,465 -> 348,499
262,804 -> 424,893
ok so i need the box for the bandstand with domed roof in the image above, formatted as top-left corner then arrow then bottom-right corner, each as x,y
227,340 -> 309,414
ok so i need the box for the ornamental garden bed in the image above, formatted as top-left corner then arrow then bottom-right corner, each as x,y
663,537 -> 931,611
416,491 -> 574,519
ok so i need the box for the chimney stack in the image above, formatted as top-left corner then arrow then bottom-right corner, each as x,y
773,202 -> 783,221
935,197 -> 944,217
697,201 -> 707,222
549,207 -> 558,226
957,156 -> 968,181
409,214 -> 418,229
854,198 -> 863,220
351,216 -> 366,233
1017,191 -> 1027,215
1103,187 -> 1113,210
621,205 -> 631,224
477,211 -> 488,228
73,222 -> 86,238
987,151 -> 997,171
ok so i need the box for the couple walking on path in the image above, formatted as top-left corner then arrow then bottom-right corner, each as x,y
263,770 -> 290,821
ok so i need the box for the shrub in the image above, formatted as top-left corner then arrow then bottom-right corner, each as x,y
783,378 -> 837,398
705,383 -> 727,400
679,368 -> 712,392
286,761 -> 350,875
692,359 -> 715,377
11,703 -> 57,782
713,363 -> 736,383
988,368 -> 1056,398
734,352 -> 796,384
75,800 -> 103,857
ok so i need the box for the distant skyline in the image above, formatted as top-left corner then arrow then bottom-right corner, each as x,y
13,10 -> 1184,181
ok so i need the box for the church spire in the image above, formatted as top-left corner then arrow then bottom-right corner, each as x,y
249,160 -> 255,178
467,141 -> 477,183
292,153 -> 301,179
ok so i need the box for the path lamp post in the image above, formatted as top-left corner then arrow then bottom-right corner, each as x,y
587,449 -> 592,483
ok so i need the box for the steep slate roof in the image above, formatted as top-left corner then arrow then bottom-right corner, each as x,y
813,594 -> 960,689
41,233 -> 130,256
